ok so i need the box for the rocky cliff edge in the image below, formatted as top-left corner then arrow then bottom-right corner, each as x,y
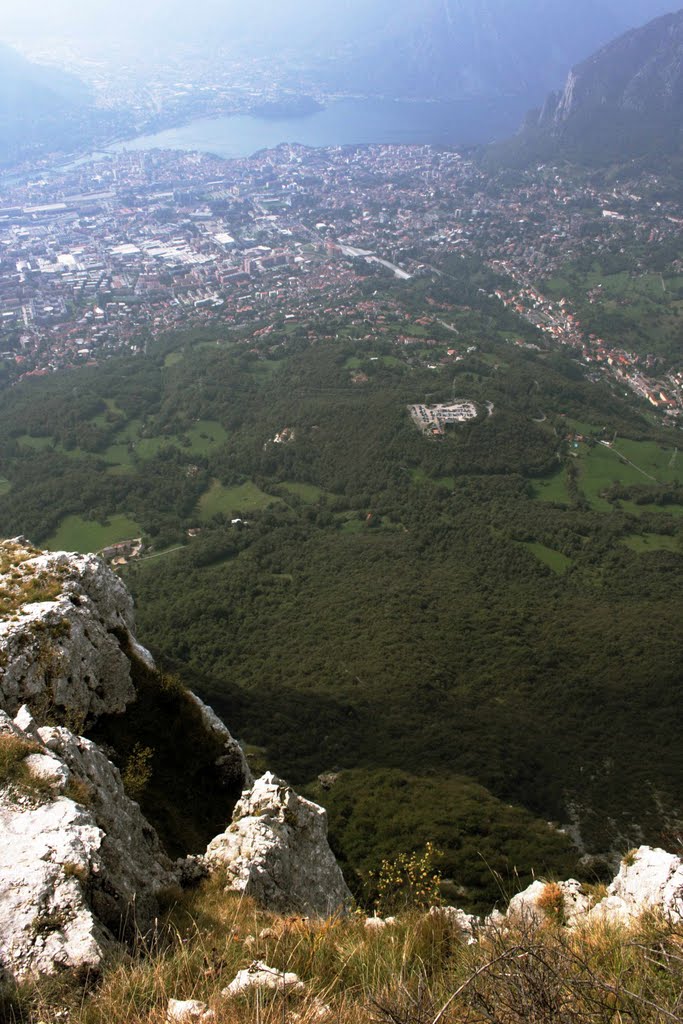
0,539 -> 351,982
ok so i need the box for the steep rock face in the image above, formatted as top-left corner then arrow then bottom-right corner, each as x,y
0,539 -> 149,727
187,692 -> 252,792
205,772 -> 352,916
0,540 -> 348,979
0,707 -> 176,980
544,11 -> 683,126
525,8 -> 683,163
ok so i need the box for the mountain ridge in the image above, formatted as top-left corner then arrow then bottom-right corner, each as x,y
499,8 -> 683,165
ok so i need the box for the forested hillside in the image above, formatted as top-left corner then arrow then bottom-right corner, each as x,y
1,257 -> 682,908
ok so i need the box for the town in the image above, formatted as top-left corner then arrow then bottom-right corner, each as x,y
1,142 -> 682,423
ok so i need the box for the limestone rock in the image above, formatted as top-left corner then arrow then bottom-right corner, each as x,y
507,878 -> 590,925
429,904 -> 479,942
205,772 -> 352,917
187,692 -> 252,790
0,541 -> 147,727
0,708 -> 176,980
166,998 -> 215,1022
223,960 -> 305,996
589,846 -> 683,925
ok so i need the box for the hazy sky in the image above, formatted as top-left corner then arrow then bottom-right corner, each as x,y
1,0 -> 680,107
2,0 -> 678,44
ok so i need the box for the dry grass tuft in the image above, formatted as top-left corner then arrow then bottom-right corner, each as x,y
2,878 -> 683,1024
0,733 -> 54,802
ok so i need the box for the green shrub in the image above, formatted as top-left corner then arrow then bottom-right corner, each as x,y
122,744 -> 154,801
373,842 -> 443,916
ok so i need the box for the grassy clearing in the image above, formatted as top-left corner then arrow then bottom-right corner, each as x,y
563,418 -> 608,436
91,398 -> 126,428
114,418 -> 144,443
185,420 -> 229,454
408,469 -> 454,490
345,355 -> 403,369
134,435 -> 177,459
16,434 -> 55,451
199,480 -> 280,521
0,476 -> 11,495
44,514 -> 140,553
164,351 -> 184,367
119,420 -> 229,461
623,533 -> 682,554
281,482 -> 328,503
5,880 -> 683,1024
101,444 -> 135,471
522,541 -> 572,573
531,467 -> 570,504
577,440 -> 683,512
340,516 -> 366,533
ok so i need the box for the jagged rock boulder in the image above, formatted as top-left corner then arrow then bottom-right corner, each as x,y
507,879 -> 591,926
0,707 -> 176,980
205,772 -> 352,916
0,540 -> 150,727
589,846 -> 683,925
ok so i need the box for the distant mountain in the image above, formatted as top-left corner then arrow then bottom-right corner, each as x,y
514,9 -> 683,164
310,0 -> 635,101
191,0 -> 678,104
0,40 -> 91,120
0,42 -> 89,162
0,43 -> 130,166
2,1 -> 677,106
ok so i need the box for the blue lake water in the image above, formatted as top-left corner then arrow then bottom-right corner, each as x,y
108,96 -> 533,159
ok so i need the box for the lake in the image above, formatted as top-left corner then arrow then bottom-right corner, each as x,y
108,95 -> 533,159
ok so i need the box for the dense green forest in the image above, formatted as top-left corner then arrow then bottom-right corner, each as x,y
1,264 -> 682,909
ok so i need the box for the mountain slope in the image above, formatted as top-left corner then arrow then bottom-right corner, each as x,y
509,10 -> 683,164
0,42 -> 124,165
3,1 -> 676,103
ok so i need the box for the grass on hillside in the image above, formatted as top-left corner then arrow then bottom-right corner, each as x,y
623,533 -> 682,554
44,514 -> 141,554
576,440 -> 683,513
542,266 -> 683,357
280,482 -> 329,504
531,467 -> 571,504
4,877 -> 683,1024
521,541 -> 572,574
0,734 -> 52,801
199,480 -> 280,521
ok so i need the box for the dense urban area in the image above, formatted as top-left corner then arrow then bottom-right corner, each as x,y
1,143 -> 682,423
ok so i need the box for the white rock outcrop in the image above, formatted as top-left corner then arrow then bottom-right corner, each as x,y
429,904 -> 479,942
223,960 -> 305,996
205,772 -> 352,917
0,540 -> 149,726
166,998 -> 215,1022
589,846 -> 683,925
0,707 -> 176,980
507,878 -> 591,926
